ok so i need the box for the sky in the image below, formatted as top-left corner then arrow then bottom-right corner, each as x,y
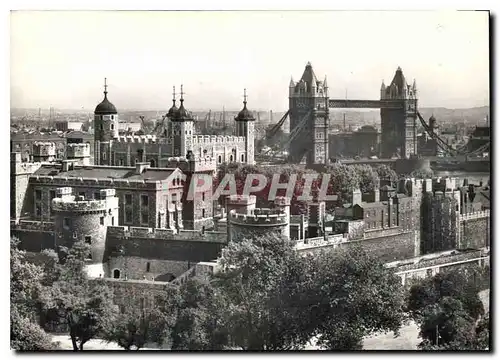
10,10 -> 490,112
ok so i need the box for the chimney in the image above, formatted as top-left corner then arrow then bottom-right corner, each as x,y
61,160 -> 76,172
135,162 -> 150,174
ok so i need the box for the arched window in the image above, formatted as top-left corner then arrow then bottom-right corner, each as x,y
113,269 -> 121,279
229,155 -> 233,162
218,155 -> 222,163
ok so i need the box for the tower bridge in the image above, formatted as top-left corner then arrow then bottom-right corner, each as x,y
259,62 -> 489,170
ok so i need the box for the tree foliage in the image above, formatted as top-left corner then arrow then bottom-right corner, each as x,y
10,238 -> 56,351
407,267 -> 488,350
376,165 -> 398,183
40,241 -> 117,351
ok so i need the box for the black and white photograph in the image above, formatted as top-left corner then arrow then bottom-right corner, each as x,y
8,8 -> 491,352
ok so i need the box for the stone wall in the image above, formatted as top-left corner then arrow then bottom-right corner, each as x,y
104,257 -> 191,281
459,217 -> 490,250
344,231 -> 415,262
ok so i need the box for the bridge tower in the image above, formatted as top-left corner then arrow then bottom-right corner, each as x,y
380,67 -> 418,159
289,62 -> 329,166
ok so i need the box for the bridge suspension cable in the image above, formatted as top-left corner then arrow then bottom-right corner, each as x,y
260,109 -> 312,156
416,111 -> 489,157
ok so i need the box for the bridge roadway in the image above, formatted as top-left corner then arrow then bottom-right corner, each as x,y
337,156 -> 490,165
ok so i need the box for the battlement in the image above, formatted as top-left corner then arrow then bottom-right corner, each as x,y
11,219 -> 55,232
295,233 -> 347,251
192,135 -> 246,144
66,143 -> 91,158
274,196 -> 291,207
13,161 -> 44,175
114,135 -> 158,143
30,173 -> 164,189
228,208 -> 288,225
32,141 -> 56,156
227,194 -> 256,206
52,189 -> 118,213
106,225 -> 227,243
459,210 -> 490,222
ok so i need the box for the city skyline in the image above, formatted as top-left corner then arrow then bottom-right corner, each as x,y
11,11 -> 489,111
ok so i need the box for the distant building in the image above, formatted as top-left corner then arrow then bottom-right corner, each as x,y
55,121 -> 84,132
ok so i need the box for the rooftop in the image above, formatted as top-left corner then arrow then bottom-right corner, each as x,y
32,164 -> 178,182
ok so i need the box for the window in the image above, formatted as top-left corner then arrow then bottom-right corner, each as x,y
50,190 -> 56,200
241,154 -> 245,162
146,262 -> 151,272
111,217 -> 115,226
113,269 -> 121,279
85,236 -> 92,244
125,209 -> 133,224
103,152 -> 106,160
94,192 -> 101,200
202,192 -> 205,201
141,195 -> 149,207
218,155 -> 222,164
141,213 -> 149,225
229,155 -> 233,162
110,124 -> 114,130
100,124 -> 103,131
125,194 -> 132,205
35,190 -> 42,201
79,192 -> 85,198
35,204 -> 42,217
63,217 -> 71,230
100,217 -> 104,225
119,159 -> 124,166
202,209 -> 205,218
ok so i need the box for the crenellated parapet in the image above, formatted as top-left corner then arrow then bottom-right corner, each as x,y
114,135 -> 158,143
52,196 -> 117,213
11,219 -> 55,232
459,210 -> 490,222
66,143 -> 91,158
192,135 -> 245,144
33,142 -> 56,156
228,208 -> 288,226
106,225 -> 227,243
29,173 -> 165,190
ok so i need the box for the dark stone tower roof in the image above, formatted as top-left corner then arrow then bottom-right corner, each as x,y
94,78 -> 117,115
387,66 -> 408,97
235,89 -> 255,122
295,62 -> 319,92
172,85 -> 193,122
167,86 -> 178,119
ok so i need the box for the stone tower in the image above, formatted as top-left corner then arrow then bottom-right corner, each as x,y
288,62 -> 329,166
94,78 -> 119,165
52,187 -> 119,278
169,85 -> 194,157
32,142 -> 56,163
234,89 -> 256,165
380,67 -> 418,159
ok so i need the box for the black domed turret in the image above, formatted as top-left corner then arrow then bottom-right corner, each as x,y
94,78 -> 117,115
172,85 -> 193,122
235,89 -> 255,122
167,86 -> 179,119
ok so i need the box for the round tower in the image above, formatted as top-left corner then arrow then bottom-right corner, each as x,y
52,187 -> 119,278
94,78 -> 118,165
228,207 -> 290,243
32,141 -> 56,162
274,196 -> 291,239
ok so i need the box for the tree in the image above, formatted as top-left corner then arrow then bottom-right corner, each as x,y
407,268 -> 487,350
410,168 -> 434,179
310,246 -> 406,350
41,241 -> 117,351
104,287 -> 178,350
376,165 -> 398,183
407,268 -> 484,323
170,277 -> 229,350
324,163 -> 361,205
10,238 -> 56,351
354,164 -> 380,194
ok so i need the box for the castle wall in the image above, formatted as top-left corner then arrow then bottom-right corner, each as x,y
11,154 -> 43,219
459,212 -> 490,250
11,220 -> 56,251
344,231 -> 415,262
103,226 -> 226,280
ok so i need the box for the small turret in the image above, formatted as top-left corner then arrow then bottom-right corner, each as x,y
380,80 -> 386,99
